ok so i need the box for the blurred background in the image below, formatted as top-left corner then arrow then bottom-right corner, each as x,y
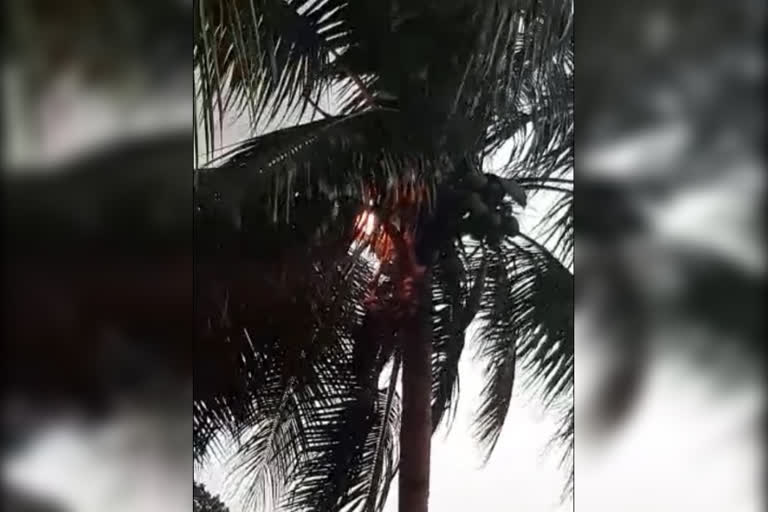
576,1 -> 764,511
3,1 -> 191,511
1,0 -> 764,511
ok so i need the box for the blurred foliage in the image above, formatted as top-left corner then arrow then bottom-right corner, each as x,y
3,130 -> 191,420
3,487 -> 68,512
2,3 -> 191,512
576,0 -> 764,440
5,0 -> 190,87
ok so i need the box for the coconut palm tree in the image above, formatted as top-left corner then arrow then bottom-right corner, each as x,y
193,1 -> 573,511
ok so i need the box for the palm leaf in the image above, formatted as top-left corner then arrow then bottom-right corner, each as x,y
472,235 -> 573,460
520,175 -> 574,268
195,0 -> 352,155
195,109 -> 442,241
430,240 -> 488,433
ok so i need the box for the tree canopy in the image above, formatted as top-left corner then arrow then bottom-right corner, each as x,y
193,1 -> 573,510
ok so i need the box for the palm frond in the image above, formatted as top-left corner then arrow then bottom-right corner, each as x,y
195,109 -> 443,243
472,236 -> 573,461
493,63 -> 573,178
511,237 -> 573,409
195,0 -> 352,155
282,384 -> 400,512
536,189 -> 573,268
554,404 -> 574,500
363,354 -> 401,512
471,248 -> 517,459
467,1 -> 573,172
194,243 -> 409,511
193,248 -> 373,453
522,175 -> 574,268
195,0 -> 574,164
430,239 -> 488,433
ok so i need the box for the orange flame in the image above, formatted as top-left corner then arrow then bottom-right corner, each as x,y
353,180 -> 430,263
354,209 -> 395,262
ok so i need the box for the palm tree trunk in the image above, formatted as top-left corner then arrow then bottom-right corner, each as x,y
399,268 -> 432,512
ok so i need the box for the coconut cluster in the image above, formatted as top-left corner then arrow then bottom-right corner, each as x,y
454,171 -> 526,247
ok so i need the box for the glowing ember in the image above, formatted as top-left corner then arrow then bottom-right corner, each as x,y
355,210 -> 378,237
353,209 -> 394,263
364,211 -> 376,235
